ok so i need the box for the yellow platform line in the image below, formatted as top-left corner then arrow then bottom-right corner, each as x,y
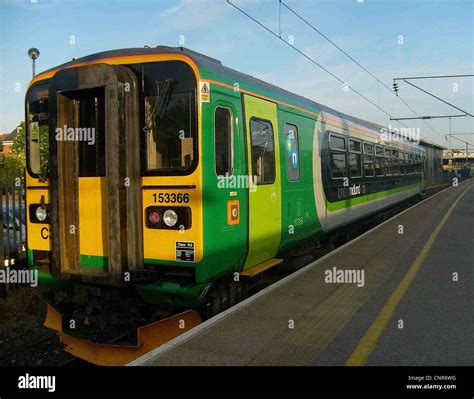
346,183 -> 472,366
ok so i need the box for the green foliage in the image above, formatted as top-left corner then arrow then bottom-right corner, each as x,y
11,122 -> 26,165
9,121 -> 49,172
38,124 -> 50,171
0,156 -> 24,187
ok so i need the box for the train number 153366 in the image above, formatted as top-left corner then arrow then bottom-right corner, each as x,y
153,193 -> 190,204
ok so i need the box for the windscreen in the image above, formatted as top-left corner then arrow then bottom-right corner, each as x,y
27,83 -> 49,176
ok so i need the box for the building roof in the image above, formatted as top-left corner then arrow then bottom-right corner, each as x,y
0,126 -> 21,142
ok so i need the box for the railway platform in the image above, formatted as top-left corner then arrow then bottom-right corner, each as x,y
130,180 -> 474,366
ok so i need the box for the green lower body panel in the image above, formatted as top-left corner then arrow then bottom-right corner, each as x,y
28,249 -> 206,307
28,248 -> 107,270
136,282 -> 209,308
34,268 -> 74,291
27,250 -> 72,291
80,254 -> 108,268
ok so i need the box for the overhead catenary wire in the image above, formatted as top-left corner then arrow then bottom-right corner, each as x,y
402,79 -> 473,117
227,0 -> 451,145
278,0 -> 448,143
226,0 -> 431,140
394,74 -> 474,80
226,1 -> 396,121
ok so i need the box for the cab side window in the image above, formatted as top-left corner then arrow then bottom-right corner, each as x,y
214,107 -> 233,176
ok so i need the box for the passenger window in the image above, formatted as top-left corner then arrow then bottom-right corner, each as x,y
375,157 -> 384,176
392,150 -> 399,175
330,135 -> 345,150
364,155 -> 375,177
349,139 -> 361,152
409,153 -> 414,174
349,153 -> 362,177
363,142 -> 375,177
250,118 -> 275,185
349,139 -> 362,177
416,154 -> 422,173
375,145 -> 384,176
331,152 -> 347,178
214,107 -> 233,176
363,142 -> 374,155
384,147 -> 392,175
399,152 -> 405,174
284,124 -> 300,181
404,153 -> 410,174
329,134 -> 346,178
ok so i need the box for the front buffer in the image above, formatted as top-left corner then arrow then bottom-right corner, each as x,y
44,303 -> 201,366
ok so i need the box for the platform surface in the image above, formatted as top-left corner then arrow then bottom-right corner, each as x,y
131,180 -> 474,366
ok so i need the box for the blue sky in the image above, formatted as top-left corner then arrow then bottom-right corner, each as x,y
0,0 -> 472,147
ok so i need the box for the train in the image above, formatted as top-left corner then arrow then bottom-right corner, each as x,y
25,46 -> 429,348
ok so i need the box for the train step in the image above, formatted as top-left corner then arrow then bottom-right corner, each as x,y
240,258 -> 283,278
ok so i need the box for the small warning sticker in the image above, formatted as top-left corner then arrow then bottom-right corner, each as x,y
200,81 -> 210,103
176,241 -> 195,262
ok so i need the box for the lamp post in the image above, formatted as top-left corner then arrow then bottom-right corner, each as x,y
27,48 -> 40,78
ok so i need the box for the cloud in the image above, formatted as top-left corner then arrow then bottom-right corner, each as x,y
160,0 -> 192,17
159,0 -> 230,31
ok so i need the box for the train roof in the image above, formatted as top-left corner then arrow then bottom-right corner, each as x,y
38,46 -> 442,149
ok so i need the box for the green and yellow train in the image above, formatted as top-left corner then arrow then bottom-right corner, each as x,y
25,46 -> 426,349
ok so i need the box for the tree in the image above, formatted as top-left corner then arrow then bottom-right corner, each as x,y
11,122 -> 26,165
0,155 -> 23,187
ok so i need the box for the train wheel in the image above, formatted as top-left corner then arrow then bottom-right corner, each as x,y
228,283 -> 238,308
220,286 -> 229,311
235,281 -> 243,303
210,291 -> 222,316
241,280 -> 249,300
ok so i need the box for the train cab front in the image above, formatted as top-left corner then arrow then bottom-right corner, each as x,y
24,51 -> 205,343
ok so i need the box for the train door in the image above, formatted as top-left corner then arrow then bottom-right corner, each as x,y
49,63 -> 143,283
243,95 -> 282,269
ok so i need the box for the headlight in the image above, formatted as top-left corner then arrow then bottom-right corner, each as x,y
35,206 -> 48,222
163,209 -> 178,227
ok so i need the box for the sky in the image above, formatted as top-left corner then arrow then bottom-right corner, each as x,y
0,0 -> 473,147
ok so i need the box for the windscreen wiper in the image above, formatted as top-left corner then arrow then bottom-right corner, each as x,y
152,78 -> 175,120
